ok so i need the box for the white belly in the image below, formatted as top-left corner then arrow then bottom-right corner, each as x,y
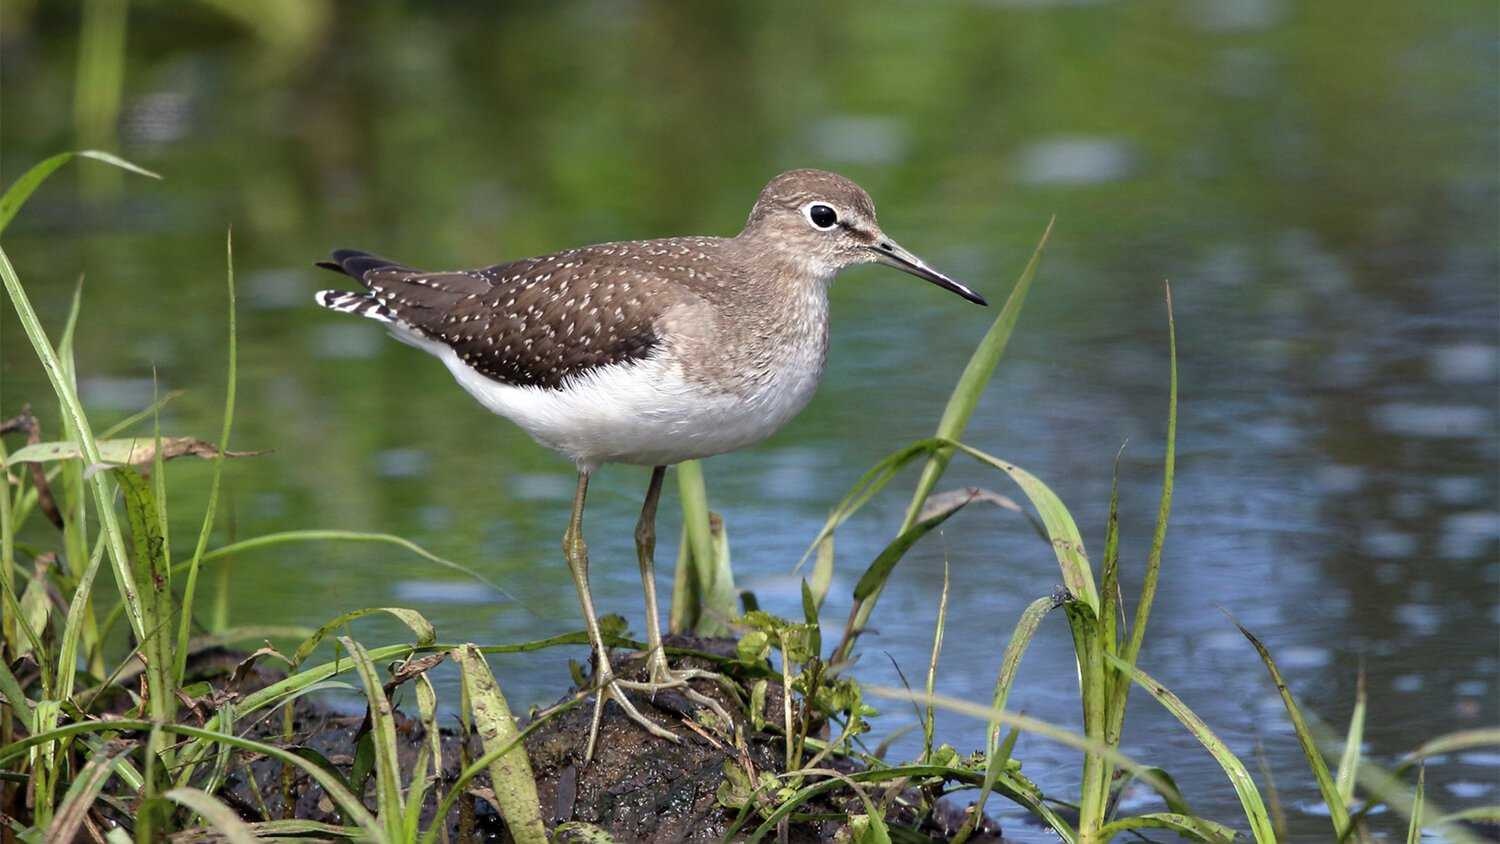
402,331 -> 822,471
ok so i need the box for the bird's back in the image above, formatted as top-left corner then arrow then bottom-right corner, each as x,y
316,237 -> 739,390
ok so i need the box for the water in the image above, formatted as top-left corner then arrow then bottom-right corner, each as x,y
3,3 -> 1497,839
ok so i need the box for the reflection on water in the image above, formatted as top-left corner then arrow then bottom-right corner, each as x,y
3,2 -> 1495,839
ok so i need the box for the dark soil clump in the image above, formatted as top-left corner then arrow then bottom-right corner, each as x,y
168,640 -> 1002,842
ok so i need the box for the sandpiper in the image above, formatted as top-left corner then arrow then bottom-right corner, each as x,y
314,169 -> 985,761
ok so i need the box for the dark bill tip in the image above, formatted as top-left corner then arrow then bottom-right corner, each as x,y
872,240 -> 987,306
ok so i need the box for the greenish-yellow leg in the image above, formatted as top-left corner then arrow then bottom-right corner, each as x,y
562,471 -> 678,763
630,465 -> 731,727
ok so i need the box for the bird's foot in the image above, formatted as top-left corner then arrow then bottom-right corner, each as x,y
621,657 -> 733,731
584,669 -> 681,763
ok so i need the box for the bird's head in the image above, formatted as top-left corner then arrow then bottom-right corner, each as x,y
740,169 -> 986,306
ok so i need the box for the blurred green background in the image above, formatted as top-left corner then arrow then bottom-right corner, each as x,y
2,1 -> 1496,839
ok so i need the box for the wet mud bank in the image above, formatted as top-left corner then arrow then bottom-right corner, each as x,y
170,639 -> 1003,842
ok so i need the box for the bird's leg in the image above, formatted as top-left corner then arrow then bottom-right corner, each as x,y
562,470 -> 678,763
618,465 -> 731,729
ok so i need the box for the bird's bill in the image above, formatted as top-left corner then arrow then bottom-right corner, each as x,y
870,239 -> 987,306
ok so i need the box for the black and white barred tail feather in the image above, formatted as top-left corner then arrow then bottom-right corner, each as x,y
313,248 -> 409,325
313,288 -> 397,324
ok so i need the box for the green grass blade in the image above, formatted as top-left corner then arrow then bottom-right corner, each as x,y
943,440 -> 1098,612
866,686 -> 1166,786
44,741 -> 128,844
1336,667 -> 1367,809
172,529 -> 517,603
808,533 -> 835,610
1105,653 -> 1276,844
1338,732 -> 1483,844
0,150 -> 159,235
922,561 -> 950,763
1112,283 -> 1176,700
293,607 -> 436,665
1099,442 -> 1126,674
0,719 -> 382,839
0,246 -> 144,640
1435,806 -> 1500,826
1407,765 -> 1424,844
796,439 -> 943,570
675,460 -> 735,635
165,787 -> 257,844
839,222 -> 1053,658
1230,614 -> 1350,836
0,656 -> 34,723
340,636 -> 405,836
966,594 -> 1056,838
834,486 -> 973,662
1399,728 -> 1500,774
112,466 -> 176,723
898,217 -> 1055,532
73,0 -> 130,198
1098,813 -> 1235,843
987,595 -> 1055,755
453,644 -> 546,842
176,228 -> 237,683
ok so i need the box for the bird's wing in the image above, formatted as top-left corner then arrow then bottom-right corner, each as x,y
321,248 -> 675,389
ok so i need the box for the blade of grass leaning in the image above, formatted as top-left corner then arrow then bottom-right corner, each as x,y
942,441 -> 1098,612
1099,442 -> 1126,676
0,656 -> 34,723
959,594 -> 1058,843
0,245 -> 144,639
1396,728 -> 1500,776
1435,806 -> 1500,826
898,218 -> 1055,531
2,435 -> 259,467
1407,765 -> 1424,844
165,787 -> 257,844
0,150 -> 159,235
341,636 -> 405,837
819,210 -> 1054,649
0,719 -> 382,839
1339,726 -> 1491,843
1097,813 -> 1235,843
734,763 -> 1070,843
922,561 -> 950,763
419,696 -> 583,844
834,488 -> 974,662
0,433 -> 15,654
1254,739 -> 1290,841
1336,666 -> 1367,810
414,671 -> 445,832
172,529 -> 518,604
675,460 -> 735,635
808,533 -> 835,609
176,228 -> 237,683
1105,654 -> 1275,844
453,644 -> 545,843
1109,282 -> 1176,723
865,686 -> 1167,792
73,0 -> 129,198
294,607 -> 436,666
796,438 -> 943,570
1229,613 -> 1350,837
43,741 -> 129,844
988,595 -> 1055,755
112,466 -> 176,723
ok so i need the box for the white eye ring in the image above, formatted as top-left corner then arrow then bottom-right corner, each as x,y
801,201 -> 840,230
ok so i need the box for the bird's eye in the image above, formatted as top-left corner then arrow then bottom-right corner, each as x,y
805,203 -> 839,230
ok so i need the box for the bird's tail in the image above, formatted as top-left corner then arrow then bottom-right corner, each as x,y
313,288 -> 396,324
313,248 -> 407,324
